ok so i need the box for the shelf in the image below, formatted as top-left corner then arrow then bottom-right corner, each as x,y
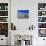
0,3 -> 8,37
38,28 -> 46,29
0,10 -> 8,11
38,10 -> 46,11
0,16 -> 8,17
38,22 -> 46,23
38,16 -> 46,17
0,22 -> 8,23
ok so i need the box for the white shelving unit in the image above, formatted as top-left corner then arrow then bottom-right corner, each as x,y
0,3 -> 8,22
0,3 -> 8,36
38,3 -> 46,37
0,2 -> 9,45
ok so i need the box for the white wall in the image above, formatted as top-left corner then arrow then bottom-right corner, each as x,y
11,0 -> 46,30
11,0 -> 38,45
11,0 -> 38,30
11,0 -> 46,46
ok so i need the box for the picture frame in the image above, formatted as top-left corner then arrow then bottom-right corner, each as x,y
17,10 -> 29,19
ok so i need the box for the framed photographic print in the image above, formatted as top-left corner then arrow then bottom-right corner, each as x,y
17,10 -> 29,19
